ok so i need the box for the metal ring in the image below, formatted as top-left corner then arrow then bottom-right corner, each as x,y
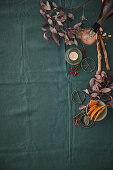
81,57 -> 96,72
80,114 -> 95,128
71,90 -> 86,105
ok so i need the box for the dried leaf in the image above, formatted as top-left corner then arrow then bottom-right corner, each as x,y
43,32 -> 48,41
53,15 -> 58,20
106,75 -> 112,85
57,20 -> 63,26
60,16 -> 66,22
95,75 -> 103,83
68,31 -> 75,39
101,71 -> 107,78
81,15 -> 87,21
72,30 -> 81,39
40,0 -> 46,9
68,13 -> 74,20
65,34 -> 69,41
41,27 -> 47,31
40,0 -> 51,10
96,70 -> 100,75
95,74 -> 102,80
66,40 -> 74,45
84,115 -> 90,126
52,33 -> 60,46
46,1 -> 51,10
92,84 -> 99,92
40,9 -> 45,16
89,78 -> 95,88
106,99 -> 113,108
50,26 -> 57,33
58,32 -> 65,37
82,89 -> 90,95
52,1 -> 57,8
100,88 -> 111,93
74,22 -> 82,29
79,105 -> 86,110
59,10 -> 65,16
74,39 -> 78,46
48,18 -> 53,25
109,83 -> 113,90
95,81 -> 101,88
46,14 -> 51,18
91,93 -> 98,98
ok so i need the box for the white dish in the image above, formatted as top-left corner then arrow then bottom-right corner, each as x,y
86,100 -> 107,121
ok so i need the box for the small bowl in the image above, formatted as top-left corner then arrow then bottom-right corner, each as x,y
86,100 -> 107,121
65,47 -> 82,65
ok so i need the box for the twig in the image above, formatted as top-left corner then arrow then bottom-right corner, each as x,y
71,0 -> 91,13
97,33 -> 102,74
99,35 -> 110,71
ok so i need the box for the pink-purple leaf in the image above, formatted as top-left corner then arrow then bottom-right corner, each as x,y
60,16 -> 66,22
46,14 -> 51,18
92,84 -> 99,92
40,0 -> 51,10
89,78 -> 95,88
40,0 -> 46,10
68,32 -> 75,39
100,88 -> 111,93
46,1 -> 51,10
43,32 -> 48,41
95,81 -> 101,88
81,15 -> 87,21
68,13 -> 74,20
91,93 -> 98,98
74,22 -> 82,29
40,9 -> 45,16
79,105 -> 86,110
52,33 -> 60,46
82,89 -> 90,95
52,1 -> 57,8
59,10 -> 65,16
109,83 -> 113,90
41,27 -> 47,31
101,71 -> 107,78
58,32 -> 65,37
66,40 -> 75,45
95,75 -> 103,83
48,18 -> 53,25
65,35 -> 69,41
57,21 -> 63,26
96,71 -> 100,75
50,26 -> 57,33
74,39 -> 78,46
95,74 -> 102,80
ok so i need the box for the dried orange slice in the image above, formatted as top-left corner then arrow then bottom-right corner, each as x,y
88,100 -> 99,109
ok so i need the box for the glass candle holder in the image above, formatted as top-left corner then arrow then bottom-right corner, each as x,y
65,47 -> 82,65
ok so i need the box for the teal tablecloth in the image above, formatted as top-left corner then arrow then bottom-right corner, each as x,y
0,0 -> 113,170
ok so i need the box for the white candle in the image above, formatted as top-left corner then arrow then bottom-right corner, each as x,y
69,52 -> 78,61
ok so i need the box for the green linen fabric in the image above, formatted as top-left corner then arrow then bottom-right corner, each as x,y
0,0 -> 113,170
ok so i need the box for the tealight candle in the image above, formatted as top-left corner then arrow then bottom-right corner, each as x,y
69,51 -> 78,61
65,47 -> 82,65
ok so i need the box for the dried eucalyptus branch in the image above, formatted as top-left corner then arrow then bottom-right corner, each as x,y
40,0 -> 88,46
